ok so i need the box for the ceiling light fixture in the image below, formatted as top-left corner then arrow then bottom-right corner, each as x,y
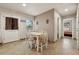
22,3 -> 26,7
65,9 -> 68,12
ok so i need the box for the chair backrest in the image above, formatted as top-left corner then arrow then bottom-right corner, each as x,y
26,31 -> 34,41
38,32 -> 48,44
43,32 -> 48,42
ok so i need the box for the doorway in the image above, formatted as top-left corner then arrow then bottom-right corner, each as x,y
63,19 -> 72,38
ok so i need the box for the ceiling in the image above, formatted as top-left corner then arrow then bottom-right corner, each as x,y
0,3 -> 77,16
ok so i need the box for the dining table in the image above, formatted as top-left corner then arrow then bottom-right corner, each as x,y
30,32 -> 44,52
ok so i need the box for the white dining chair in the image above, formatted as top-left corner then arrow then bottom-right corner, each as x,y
26,32 -> 36,49
43,32 -> 48,48
37,32 -> 48,52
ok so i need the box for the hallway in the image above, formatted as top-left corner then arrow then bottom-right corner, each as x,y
0,37 -> 78,55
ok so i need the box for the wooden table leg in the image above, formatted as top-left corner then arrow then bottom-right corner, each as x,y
37,36 -> 39,52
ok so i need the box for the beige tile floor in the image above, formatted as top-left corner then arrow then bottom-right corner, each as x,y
0,37 -> 79,55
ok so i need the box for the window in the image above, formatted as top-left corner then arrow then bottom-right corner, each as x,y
26,20 -> 33,30
5,17 -> 18,30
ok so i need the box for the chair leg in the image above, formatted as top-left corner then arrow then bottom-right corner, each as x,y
41,44 -> 43,52
37,44 -> 39,52
45,43 -> 48,48
28,41 -> 33,49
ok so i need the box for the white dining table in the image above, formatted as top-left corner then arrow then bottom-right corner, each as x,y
30,32 -> 43,52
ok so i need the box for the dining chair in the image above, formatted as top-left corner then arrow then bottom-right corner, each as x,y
26,32 -> 36,49
43,32 -> 48,48
37,32 -> 48,52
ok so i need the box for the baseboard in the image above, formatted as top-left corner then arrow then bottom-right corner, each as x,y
52,39 -> 58,43
48,40 -> 53,43
2,38 -> 25,44
20,38 -> 25,40
0,38 -> 26,45
61,36 -> 64,39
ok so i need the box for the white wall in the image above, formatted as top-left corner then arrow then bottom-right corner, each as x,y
35,9 -> 54,42
72,18 -> 76,39
76,4 -> 79,40
75,4 -> 79,48
0,8 -> 34,43
61,18 -> 64,38
35,9 -> 61,42
0,14 -> 2,43
0,7 -> 62,43
54,10 -> 62,41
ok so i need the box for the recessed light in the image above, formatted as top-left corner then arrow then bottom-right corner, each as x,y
65,9 -> 68,12
22,3 -> 26,7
